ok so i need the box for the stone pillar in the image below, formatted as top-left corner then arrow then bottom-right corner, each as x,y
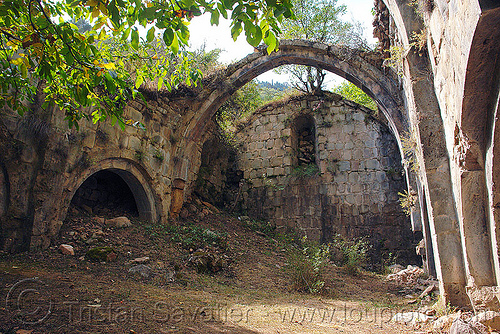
406,49 -> 470,307
169,178 -> 185,219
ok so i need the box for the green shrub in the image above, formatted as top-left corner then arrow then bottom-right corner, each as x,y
333,235 -> 370,275
292,163 -> 319,178
141,222 -> 228,250
240,218 -> 276,237
286,238 -> 330,294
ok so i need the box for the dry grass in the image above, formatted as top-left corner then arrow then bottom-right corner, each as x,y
0,211 -> 420,333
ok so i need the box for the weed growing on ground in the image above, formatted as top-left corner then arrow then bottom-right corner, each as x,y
380,251 -> 399,275
139,222 -> 228,250
332,234 -> 370,275
239,218 -> 277,237
285,237 -> 331,294
433,296 -> 458,317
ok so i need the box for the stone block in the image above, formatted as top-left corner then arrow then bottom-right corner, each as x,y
128,136 -> 142,151
21,146 -> 36,163
351,183 -> 362,193
365,140 -> 376,148
365,159 -> 380,170
343,124 -> 354,134
83,131 -> 96,149
338,161 -> 350,172
127,107 -> 143,122
354,122 -> 367,133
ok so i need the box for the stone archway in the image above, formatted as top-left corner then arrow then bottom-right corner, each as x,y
180,40 -> 407,149
460,5 -> 500,287
170,40 -> 410,213
61,158 -> 159,225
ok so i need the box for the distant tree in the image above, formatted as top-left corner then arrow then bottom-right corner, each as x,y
333,81 -> 377,111
257,81 -> 295,104
277,0 -> 367,94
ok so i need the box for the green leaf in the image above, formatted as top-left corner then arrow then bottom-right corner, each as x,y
170,33 -> 179,54
264,31 -> 277,53
210,10 -> 219,25
122,27 -> 131,40
146,26 -> 155,42
217,3 -> 228,19
109,1 -> 120,27
177,24 -> 190,45
20,63 -> 27,78
231,21 -> 242,41
163,27 -> 174,46
135,74 -> 144,88
131,29 -> 139,50
245,23 -> 262,47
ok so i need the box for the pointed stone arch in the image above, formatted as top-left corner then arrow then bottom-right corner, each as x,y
460,5 -> 500,287
180,40 -> 408,150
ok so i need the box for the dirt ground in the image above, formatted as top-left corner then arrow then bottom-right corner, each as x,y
0,207 -> 432,334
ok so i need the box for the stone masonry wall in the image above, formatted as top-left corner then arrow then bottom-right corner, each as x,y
235,93 -> 418,262
0,93 -> 194,252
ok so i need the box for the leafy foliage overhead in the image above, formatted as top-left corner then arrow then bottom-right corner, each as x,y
0,0 -> 293,129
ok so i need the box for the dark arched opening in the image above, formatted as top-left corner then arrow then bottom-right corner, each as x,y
70,170 -> 139,218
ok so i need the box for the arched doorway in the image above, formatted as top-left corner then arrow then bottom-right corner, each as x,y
63,159 -> 159,224
70,169 -> 139,218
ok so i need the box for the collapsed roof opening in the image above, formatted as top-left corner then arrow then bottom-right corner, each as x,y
70,170 -> 138,218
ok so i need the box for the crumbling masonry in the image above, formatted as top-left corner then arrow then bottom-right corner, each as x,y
1,0 -> 499,310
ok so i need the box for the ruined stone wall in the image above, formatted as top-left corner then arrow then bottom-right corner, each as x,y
235,93 -> 417,261
378,0 -> 500,307
0,93 -> 195,252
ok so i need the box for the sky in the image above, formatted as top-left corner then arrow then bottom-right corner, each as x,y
186,0 -> 377,87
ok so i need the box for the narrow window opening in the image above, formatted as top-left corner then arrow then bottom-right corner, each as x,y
293,114 -> 317,167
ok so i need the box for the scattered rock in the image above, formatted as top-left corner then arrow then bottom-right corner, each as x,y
81,204 -> 93,214
85,246 -> 117,262
129,264 -> 153,278
392,312 -> 431,325
92,216 -> 106,225
59,244 -> 75,256
165,269 -> 176,282
16,330 -> 34,334
106,216 -> 132,228
388,263 -> 405,273
433,312 -> 461,331
419,284 -> 438,299
449,318 -> 481,334
201,201 -> 219,213
470,311 -> 500,331
188,248 -> 226,274
386,265 -> 425,284
179,207 -> 190,219
467,286 -> 500,312
131,256 -> 150,264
